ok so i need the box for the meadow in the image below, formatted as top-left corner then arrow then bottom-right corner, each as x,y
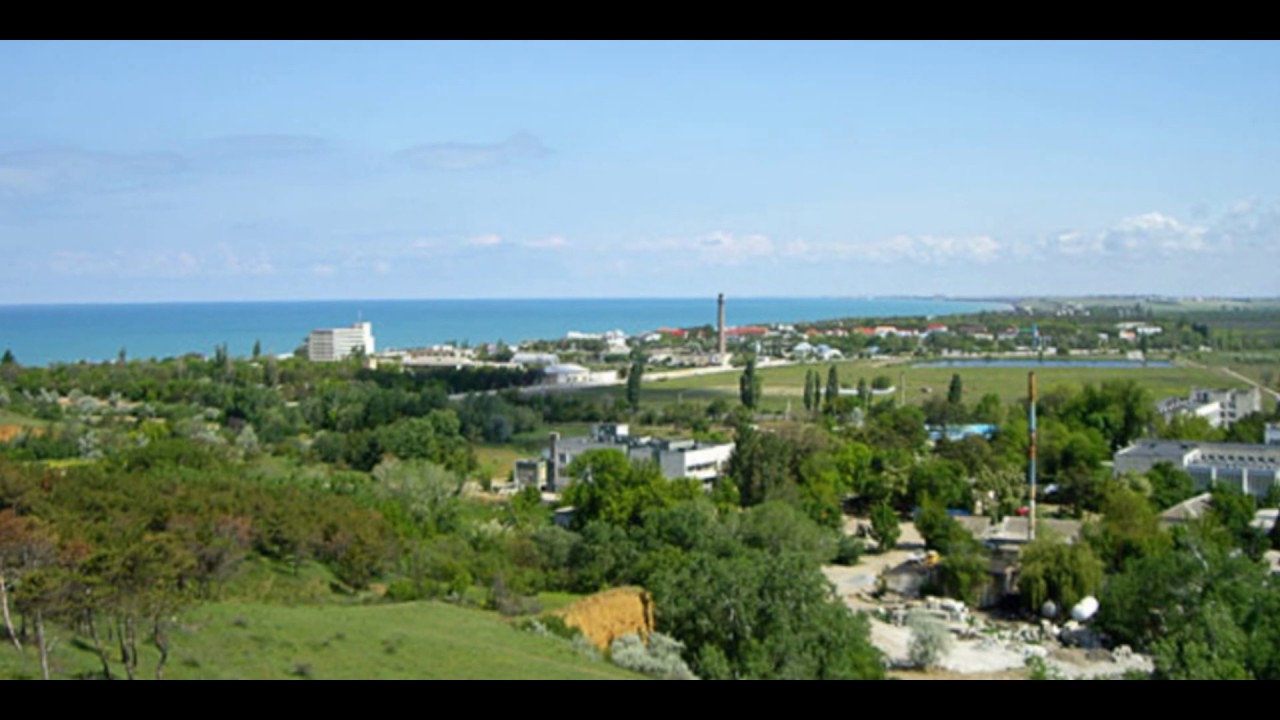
592,358 -> 1249,413
0,560 -> 635,681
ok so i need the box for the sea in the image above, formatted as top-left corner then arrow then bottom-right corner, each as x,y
0,297 -> 1011,368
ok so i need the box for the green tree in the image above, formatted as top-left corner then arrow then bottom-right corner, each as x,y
1017,534 -> 1104,614
0,349 -> 14,365
739,356 -> 762,411
1097,522 -> 1276,679
1208,484 -> 1267,559
1085,485 -> 1171,572
914,494 -> 959,552
971,392 -> 1002,425
803,370 -> 817,414
371,458 -> 465,536
626,356 -> 644,412
649,546 -> 883,679
252,339 -> 262,360
868,501 -> 901,553
1147,461 -> 1196,510
825,365 -> 840,413
562,449 -> 700,530
935,534 -> 989,606
947,373 -> 963,406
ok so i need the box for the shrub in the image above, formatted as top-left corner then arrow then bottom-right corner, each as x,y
906,610 -> 952,670
869,501 -> 901,552
608,632 -> 697,680
833,534 -> 865,566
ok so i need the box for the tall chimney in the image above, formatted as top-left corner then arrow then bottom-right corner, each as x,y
1028,372 -> 1037,542
717,293 -> 727,358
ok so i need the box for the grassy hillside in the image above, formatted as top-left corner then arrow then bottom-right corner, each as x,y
0,600 -> 642,680
0,409 -> 43,428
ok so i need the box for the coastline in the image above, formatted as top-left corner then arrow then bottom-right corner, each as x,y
0,297 -> 1012,368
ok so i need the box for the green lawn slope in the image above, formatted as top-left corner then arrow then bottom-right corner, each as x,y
0,600 -> 642,680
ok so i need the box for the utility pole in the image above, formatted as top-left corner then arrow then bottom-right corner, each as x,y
1028,371 -> 1037,542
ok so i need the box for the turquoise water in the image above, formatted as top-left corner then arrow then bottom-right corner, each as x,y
0,297 -> 1010,367
914,359 -> 1172,369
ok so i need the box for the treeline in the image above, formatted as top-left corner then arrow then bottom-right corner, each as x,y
0,450 -> 395,679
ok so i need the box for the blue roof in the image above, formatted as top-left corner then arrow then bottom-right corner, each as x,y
926,424 -> 998,442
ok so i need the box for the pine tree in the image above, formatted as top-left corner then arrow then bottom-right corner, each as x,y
739,357 -> 762,410
803,369 -> 816,413
947,373 -> 963,406
825,365 -> 840,412
626,356 -> 645,412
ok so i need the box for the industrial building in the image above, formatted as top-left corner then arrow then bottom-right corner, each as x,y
1113,437 -> 1280,501
307,322 -> 375,362
518,423 -> 735,492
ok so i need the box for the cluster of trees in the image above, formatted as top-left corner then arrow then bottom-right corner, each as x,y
0,449 -> 396,679
552,456 -> 883,679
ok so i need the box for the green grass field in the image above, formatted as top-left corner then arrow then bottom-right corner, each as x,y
0,408 -> 44,428
607,359 -> 1244,411
0,599 -> 640,680
475,444 -> 526,482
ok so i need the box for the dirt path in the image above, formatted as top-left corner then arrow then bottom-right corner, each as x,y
1217,365 -> 1280,401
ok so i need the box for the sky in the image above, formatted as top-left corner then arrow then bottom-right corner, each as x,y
1,40 -> 1278,304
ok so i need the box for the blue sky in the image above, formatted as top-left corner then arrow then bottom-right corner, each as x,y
1,40 -> 1278,303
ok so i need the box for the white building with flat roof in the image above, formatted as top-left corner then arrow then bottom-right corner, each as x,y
1114,439 -> 1280,501
1156,387 -> 1262,429
308,322 -> 375,362
542,423 -> 734,491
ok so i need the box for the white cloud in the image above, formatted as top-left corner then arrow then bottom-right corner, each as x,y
468,234 -> 503,247
50,250 -> 118,276
628,232 -> 775,265
780,234 -> 1002,264
1210,198 -> 1280,251
694,231 -> 774,265
1101,212 -> 1207,254
522,235 -> 568,249
49,246 -> 275,278
214,243 -> 274,276
1050,211 -> 1209,258
311,264 -> 337,277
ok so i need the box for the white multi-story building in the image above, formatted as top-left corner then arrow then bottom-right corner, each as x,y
307,322 -> 375,362
1156,387 -> 1262,429
540,423 -> 735,491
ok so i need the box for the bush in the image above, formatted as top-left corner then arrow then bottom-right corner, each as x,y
608,632 -> 697,680
869,501 -> 901,552
906,610 -> 952,670
535,614 -> 582,641
833,535 -> 865,566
